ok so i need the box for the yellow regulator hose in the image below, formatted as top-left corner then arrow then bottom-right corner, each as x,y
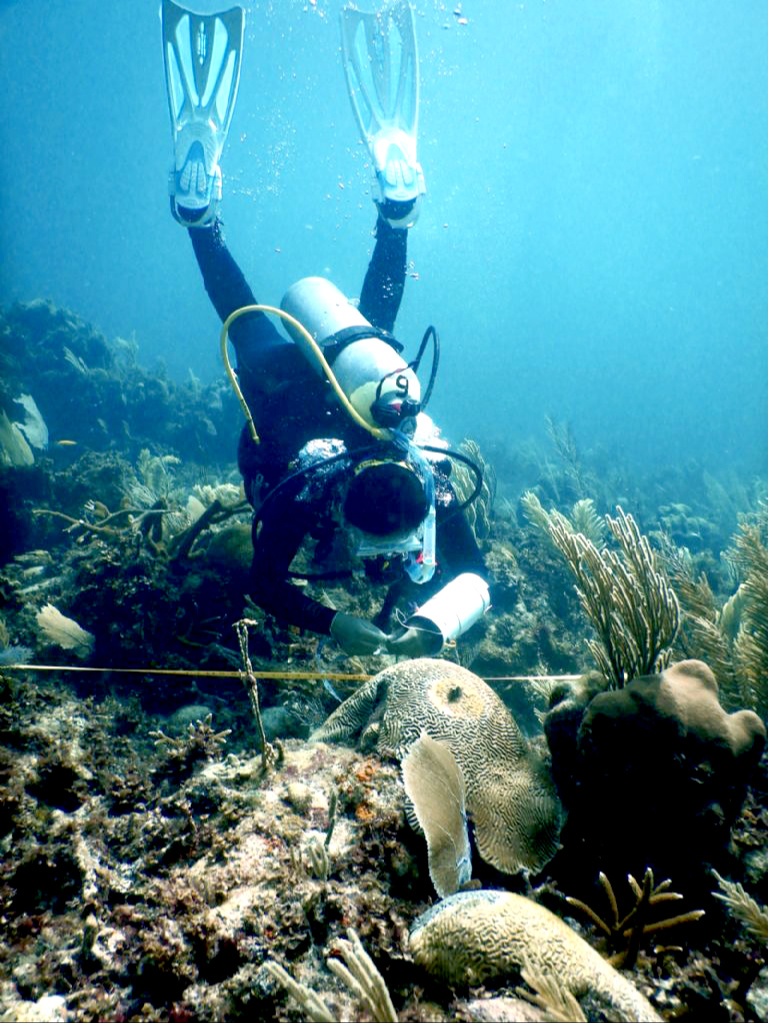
219,304 -> 391,444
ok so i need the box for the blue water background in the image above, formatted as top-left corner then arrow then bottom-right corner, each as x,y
1,0 -> 766,476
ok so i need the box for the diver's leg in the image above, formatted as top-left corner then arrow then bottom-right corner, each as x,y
358,216 -> 408,333
188,219 -> 285,355
188,219 -> 297,504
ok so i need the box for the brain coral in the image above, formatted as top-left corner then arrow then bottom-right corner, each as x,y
409,889 -> 662,1022
311,658 -> 562,875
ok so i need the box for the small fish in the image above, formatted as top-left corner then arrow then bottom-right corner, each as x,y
55,439 -> 77,447
322,678 -> 342,703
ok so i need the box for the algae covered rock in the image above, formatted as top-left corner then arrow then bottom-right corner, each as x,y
545,659 -> 766,883
579,658 -> 765,764
312,658 -> 562,875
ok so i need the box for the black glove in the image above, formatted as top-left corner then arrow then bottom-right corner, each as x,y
386,626 -> 440,658
330,613 -> 388,656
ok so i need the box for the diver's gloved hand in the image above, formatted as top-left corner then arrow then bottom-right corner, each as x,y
330,613 -> 388,656
386,626 -> 437,658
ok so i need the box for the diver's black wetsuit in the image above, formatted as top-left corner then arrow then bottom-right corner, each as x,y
189,217 -> 485,635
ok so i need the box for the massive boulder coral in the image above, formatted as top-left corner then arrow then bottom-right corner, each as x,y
311,658 -> 562,875
545,659 -> 766,884
409,889 -> 663,1022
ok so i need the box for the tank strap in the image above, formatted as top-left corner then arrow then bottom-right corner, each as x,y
322,325 -> 404,363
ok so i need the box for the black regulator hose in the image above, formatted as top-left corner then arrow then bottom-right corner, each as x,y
418,443 -> 484,517
410,325 -> 439,411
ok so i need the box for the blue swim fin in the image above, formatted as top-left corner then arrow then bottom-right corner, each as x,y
341,0 -> 426,226
162,0 -> 245,226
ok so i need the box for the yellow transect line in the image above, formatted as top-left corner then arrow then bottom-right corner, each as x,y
1,664 -> 371,682
0,663 -> 582,683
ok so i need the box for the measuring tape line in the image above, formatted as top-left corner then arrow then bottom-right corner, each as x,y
1,664 -> 582,684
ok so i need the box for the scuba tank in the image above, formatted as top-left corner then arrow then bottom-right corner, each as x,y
280,276 -> 421,429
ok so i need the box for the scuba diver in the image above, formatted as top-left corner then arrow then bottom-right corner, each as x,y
161,0 -> 490,657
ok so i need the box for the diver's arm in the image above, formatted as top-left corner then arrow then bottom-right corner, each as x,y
436,507 -> 487,578
249,502 -> 338,636
250,497 -> 388,652
358,216 -> 408,333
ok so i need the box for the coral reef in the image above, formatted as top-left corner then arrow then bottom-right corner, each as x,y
714,871 -> 768,945
401,732 -> 471,897
1,298 -> 768,1021
0,300 -> 241,465
0,673 -> 424,1022
266,927 -> 398,1023
564,868 -> 705,969
451,438 -> 497,541
525,496 -> 680,687
671,517 -> 768,718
